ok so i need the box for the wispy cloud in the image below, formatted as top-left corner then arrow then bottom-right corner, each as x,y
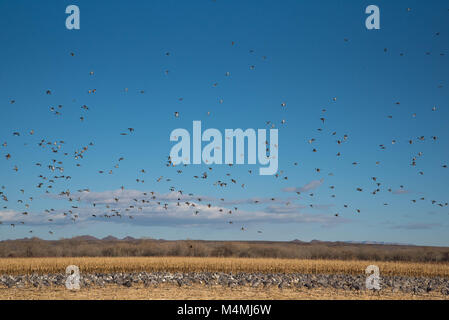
392,189 -> 410,195
390,222 -> 440,230
264,204 -> 306,214
0,210 -> 24,222
0,209 -> 67,225
282,179 -> 324,193
2,189 -> 347,228
48,190 -> 294,206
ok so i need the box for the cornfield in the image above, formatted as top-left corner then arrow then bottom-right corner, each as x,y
1,257 -> 449,277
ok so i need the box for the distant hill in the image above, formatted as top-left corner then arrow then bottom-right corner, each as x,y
122,236 -> 136,241
102,236 -> 119,241
102,236 -> 136,241
343,240 -> 415,246
71,235 -> 98,241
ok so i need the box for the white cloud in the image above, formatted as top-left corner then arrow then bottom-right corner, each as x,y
390,222 -> 440,230
282,179 -> 324,193
12,189 -> 348,228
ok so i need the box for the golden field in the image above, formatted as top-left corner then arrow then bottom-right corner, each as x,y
1,284 -> 448,300
1,256 -> 449,277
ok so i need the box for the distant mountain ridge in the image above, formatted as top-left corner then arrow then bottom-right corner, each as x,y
293,239 -> 414,246
342,240 -> 415,246
1,236 -> 415,246
70,235 -> 138,241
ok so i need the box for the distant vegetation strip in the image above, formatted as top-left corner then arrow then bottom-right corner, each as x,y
1,238 -> 449,263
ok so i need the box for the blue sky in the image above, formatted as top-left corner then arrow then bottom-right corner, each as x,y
0,0 -> 449,246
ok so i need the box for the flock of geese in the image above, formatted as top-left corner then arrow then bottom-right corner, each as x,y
0,7 -> 448,238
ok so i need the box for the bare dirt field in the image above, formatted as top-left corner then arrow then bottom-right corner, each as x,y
1,284 -> 448,300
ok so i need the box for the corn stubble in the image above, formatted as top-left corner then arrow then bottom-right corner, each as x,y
1,257 -> 448,277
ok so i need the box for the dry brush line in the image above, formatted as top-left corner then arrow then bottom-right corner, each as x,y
0,257 -> 449,277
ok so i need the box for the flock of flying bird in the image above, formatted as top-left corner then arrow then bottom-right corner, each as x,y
1,7 -> 448,238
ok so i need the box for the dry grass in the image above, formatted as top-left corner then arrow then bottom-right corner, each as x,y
2,238 -> 449,263
1,257 -> 449,277
0,284 -> 448,300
